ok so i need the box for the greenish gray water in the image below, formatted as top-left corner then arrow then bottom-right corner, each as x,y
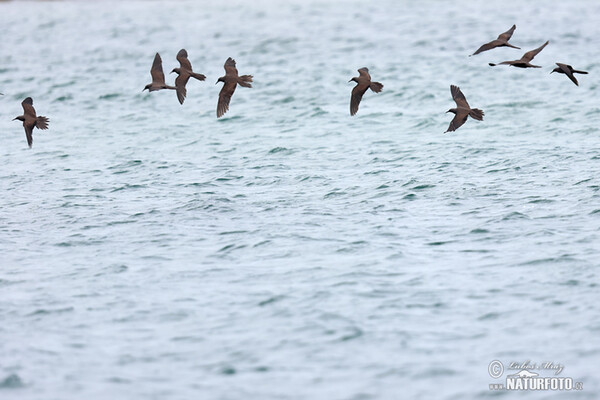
1,0 -> 599,399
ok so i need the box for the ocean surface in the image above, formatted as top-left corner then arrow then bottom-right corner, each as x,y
1,0 -> 599,399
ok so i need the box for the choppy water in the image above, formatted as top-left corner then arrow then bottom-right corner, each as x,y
1,0 -> 600,399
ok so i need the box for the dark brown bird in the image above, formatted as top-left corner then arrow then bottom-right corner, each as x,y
143,53 -> 176,92
551,63 -> 588,86
170,49 -> 206,104
445,85 -> 484,133
349,67 -> 383,116
13,97 -> 49,148
216,57 -> 253,118
470,25 -> 520,56
489,40 -> 549,68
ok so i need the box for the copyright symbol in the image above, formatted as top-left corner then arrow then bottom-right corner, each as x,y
488,360 -> 504,379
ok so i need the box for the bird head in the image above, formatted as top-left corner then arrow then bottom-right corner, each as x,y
446,108 -> 457,114
142,84 -> 151,92
170,68 -> 180,75
216,77 -> 225,85
349,77 -> 358,83
13,115 -> 25,122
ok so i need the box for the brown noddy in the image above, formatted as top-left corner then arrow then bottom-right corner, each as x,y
445,85 -> 484,133
349,67 -> 383,116
551,63 -> 588,86
470,25 -> 520,56
13,97 -> 49,148
216,57 -> 252,118
170,49 -> 206,104
489,40 -> 549,68
143,53 -> 176,92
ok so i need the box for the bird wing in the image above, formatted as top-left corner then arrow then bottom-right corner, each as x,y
556,63 -> 578,86
175,72 -> 191,104
22,97 -> 36,117
217,80 -> 237,118
357,67 -> 371,80
24,121 -> 35,147
521,41 -> 549,62
150,53 -> 166,85
497,25 -> 516,41
177,49 -> 193,71
446,110 -> 469,133
451,85 -> 470,108
224,57 -> 238,76
472,39 -> 502,56
350,83 -> 369,116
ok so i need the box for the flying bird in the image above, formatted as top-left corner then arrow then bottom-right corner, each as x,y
13,97 -> 49,148
470,25 -> 520,56
170,49 -> 206,104
445,85 -> 484,133
349,67 -> 383,116
216,57 -> 253,118
551,63 -> 588,86
143,53 -> 176,92
489,40 -> 549,68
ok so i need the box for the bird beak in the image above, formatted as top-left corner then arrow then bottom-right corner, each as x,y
445,111 -> 450,113
215,81 -> 219,85
549,70 -> 554,74
12,117 -> 17,121
348,79 -> 352,83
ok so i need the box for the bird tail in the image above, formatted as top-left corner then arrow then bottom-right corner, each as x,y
469,109 -> 484,121
191,72 -> 206,81
573,69 -> 588,75
36,116 -> 49,130
369,81 -> 383,93
237,75 -> 253,88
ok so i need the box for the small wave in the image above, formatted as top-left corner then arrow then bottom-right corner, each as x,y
501,212 -> 529,220
110,184 -> 147,192
478,312 -> 500,320
0,374 -> 24,389
274,96 -> 295,104
28,307 -> 74,316
528,198 -> 554,204
412,184 -> 435,190
54,95 -> 72,102
216,115 -> 242,122
268,146 -> 293,155
99,93 -> 121,100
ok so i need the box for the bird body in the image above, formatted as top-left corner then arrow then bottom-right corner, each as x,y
471,25 -> 520,56
143,53 -> 176,92
489,40 -> 549,68
349,67 -> 383,116
445,85 -> 483,133
216,57 -> 252,118
171,49 -> 206,104
13,97 -> 49,148
551,63 -> 588,86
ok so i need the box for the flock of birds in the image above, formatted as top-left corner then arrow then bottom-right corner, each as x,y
2,24 -> 590,148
